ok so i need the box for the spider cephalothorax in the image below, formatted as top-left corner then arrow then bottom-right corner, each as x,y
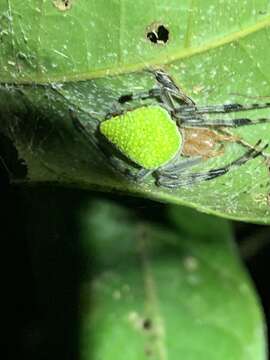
73,69 -> 269,188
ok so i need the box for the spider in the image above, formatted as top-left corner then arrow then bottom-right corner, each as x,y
73,69 -> 270,188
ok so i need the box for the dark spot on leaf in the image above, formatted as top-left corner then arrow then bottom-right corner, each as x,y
118,94 -> 133,103
147,31 -> 158,43
142,318 -> 152,330
157,25 -> 169,42
144,346 -> 153,357
224,103 -> 242,111
147,25 -> 169,44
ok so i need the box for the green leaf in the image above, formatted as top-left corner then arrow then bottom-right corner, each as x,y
1,0 -> 270,222
79,200 -> 266,360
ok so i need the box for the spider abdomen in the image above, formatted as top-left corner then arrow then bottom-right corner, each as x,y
100,106 -> 182,169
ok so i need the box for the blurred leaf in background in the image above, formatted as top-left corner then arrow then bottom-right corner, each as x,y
79,199 -> 266,360
4,188 -> 265,360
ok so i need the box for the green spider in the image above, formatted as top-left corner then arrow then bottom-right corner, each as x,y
73,69 -> 270,188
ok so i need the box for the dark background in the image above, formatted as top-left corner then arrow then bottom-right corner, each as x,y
1,160 -> 269,359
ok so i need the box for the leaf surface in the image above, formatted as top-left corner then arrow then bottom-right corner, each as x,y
1,0 -> 270,222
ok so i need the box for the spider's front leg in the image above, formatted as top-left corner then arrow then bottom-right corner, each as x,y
177,114 -> 270,128
175,98 -> 270,128
174,102 -> 270,115
118,69 -> 195,109
151,69 -> 195,107
118,88 -> 162,104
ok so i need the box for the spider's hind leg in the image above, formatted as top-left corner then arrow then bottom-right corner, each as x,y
104,156 -> 154,182
218,127 -> 270,161
156,140 -> 268,188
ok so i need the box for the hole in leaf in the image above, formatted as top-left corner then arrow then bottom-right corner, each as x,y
53,0 -> 72,11
147,25 -> 169,44
147,32 -> 158,43
142,318 -> 152,330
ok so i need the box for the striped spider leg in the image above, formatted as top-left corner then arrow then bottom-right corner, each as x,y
118,69 -> 270,187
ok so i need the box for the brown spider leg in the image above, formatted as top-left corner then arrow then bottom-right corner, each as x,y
156,141 -> 268,188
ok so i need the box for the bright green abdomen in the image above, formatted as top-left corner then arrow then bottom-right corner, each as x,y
100,106 -> 182,169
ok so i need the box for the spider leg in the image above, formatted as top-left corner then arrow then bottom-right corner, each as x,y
69,109 -> 99,147
118,86 -> 183,113
156,156 -> 202,175
71,110 -> 154,180
179,115 -> 270,127
150,69 -> 195,106
70,109 -> 128,175
104,157 -> 155,182
135,168 -> 154,181
118,86 -> 178,110
104,103 -> 126,119
118,88 -> 162,104
118,69 -> 195,109
174,102 -> 270,115
156,140 -> 268,188
216,128 -> 270,160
